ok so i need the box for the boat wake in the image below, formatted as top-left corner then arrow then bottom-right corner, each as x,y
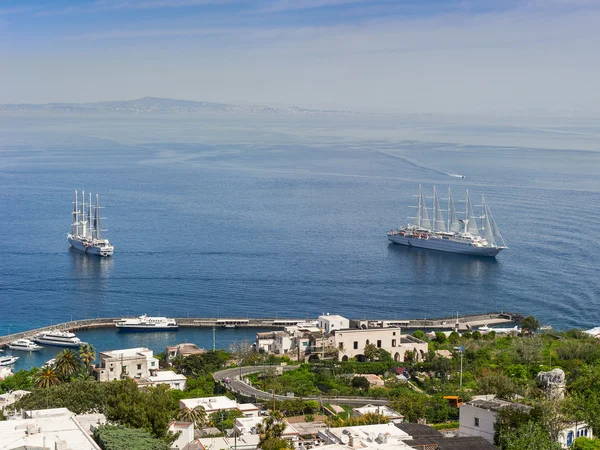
376,150 -> 464,179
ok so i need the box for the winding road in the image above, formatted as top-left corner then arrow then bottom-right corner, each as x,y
213,365 -> 390,407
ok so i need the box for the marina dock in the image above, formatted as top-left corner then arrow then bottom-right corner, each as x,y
0,312 -> 522,348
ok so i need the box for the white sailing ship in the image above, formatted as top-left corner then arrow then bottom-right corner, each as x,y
387,186 -> 507,257
68,190 -> 114,256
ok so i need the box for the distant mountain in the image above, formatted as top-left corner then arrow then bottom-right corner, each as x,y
0,97 -> 355,115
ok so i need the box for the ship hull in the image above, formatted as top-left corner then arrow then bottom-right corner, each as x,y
68,237 -> 113,257
33,338 -> 82,348
116,325 -> 178,332
8,345 -> 42,352
388,234 -> 503,257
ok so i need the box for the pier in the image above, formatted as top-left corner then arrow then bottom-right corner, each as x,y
0,312 -> 522,348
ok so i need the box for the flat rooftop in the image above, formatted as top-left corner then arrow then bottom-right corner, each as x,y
465,398 -> 532,412
101,347 -> 153,358
148,371 -> 187,382
181,396 -> 238,411
0,408 -> 101,450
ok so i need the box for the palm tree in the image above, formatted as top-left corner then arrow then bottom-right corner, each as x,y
55,349 -> 83,380
176,406 -> 207,428
35,367 -> 60,388
79,343 -> 96,370
256,411 -> 287,447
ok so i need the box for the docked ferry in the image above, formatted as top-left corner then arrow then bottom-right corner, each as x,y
34,330 -> 84,347
116,314 -> 178,332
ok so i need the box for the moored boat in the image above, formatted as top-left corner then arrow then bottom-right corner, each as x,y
387,186 -> 507,257
116,314 -> 178,332
0,355 -> 19,366
8,338 -> 43,352
34,330 -> 85,347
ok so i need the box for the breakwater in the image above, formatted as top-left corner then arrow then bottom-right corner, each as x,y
0,312 -> 522,348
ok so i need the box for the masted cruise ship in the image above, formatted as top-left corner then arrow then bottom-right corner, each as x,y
387,186 -> 507,257
115,315 -> 179,332
68,190 -> 114,257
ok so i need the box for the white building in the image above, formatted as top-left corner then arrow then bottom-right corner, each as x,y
319,423 -> 414,449
234,416 -> 299,441
0,408 -> 104,450
0,389 -> 30,412
141,370 -> 187,390
169,421 -> 197,449
199,435 -> 260,450
166,343 -> 206,363
352,404 -> 404,423
256,331 -> 276,353
319,314 -> 350,334
334,328 -> 428,362
559,422 -> 593,448
180,396 -> 259,418
95,347 -> 159,382
459,398 -> 532,443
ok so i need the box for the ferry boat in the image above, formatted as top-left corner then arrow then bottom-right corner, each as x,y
33,330 -> 84,347
0,355 -> 19,366
115,314 -> 178,332
387,186 -> 507,257
8,338 -> 43,352
68,190 -> 114,257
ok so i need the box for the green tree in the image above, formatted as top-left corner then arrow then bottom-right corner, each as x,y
351,376 -> 370,390
472,330 -> 482,340
34,367 -> 60,388
0,368 -> 38,393
572,437 -> 600,450
55,349 -> 83,379
521,316 -> 540,334
93,424 -> 171,450
210,409 -> 244,432
79,343 -> 96,370
412,330 -> 427,341
434,332 -> 447,344
176,406 -> 207,428
364,343 -> 378,362
448,331 -> 460,344
256,411 -> 287,448
496,420 -> 560,450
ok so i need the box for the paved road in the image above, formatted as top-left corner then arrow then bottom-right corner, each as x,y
213,365 -> 390,406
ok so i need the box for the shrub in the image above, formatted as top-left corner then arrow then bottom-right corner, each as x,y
94,425 -> 170,450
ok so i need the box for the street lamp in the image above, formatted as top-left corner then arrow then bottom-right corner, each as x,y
458,346 -> 464,388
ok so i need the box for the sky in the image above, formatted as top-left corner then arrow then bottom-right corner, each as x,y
1,0 -> 600,115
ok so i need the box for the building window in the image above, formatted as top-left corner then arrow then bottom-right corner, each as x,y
393,332 -> 396,336
339,343 -> 344,350
174,383 -> 180,389
110,368 -> 113,372
377,340 -> 382,348
474,417 -> 480,427
354,341 -> 358,349
137,364 -> 142,370
392,339 -> 397,347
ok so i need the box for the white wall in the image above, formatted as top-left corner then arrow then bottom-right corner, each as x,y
458,404 -> 497,443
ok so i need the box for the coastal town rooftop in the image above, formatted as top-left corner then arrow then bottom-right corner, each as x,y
99,347 -> 154,358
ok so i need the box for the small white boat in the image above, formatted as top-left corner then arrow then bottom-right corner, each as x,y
478,325 -> 491,332
43,358 -> 56,368
8,339 -> 43,352
0,355 -> 19,366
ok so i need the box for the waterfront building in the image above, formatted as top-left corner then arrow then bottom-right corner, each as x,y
166,343 -> 206,364
180,396 -> 259,417
352,404 -> 404,423
318,422 -> 414,448
256,324 -> 322,357
94,347 -> 159,382
140,370 -> 187,390
0,407 -> 105,450
318,314 -> 349,333
333,328 -> 428,362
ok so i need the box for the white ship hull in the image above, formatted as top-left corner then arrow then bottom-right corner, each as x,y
116,324 -> 178,332
388,234 -> 503,257
8,344 -> 42,352
68,237 -> 114,257
34,337 -> 82,348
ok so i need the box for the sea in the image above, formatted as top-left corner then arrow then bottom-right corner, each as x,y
1,112 -> 600,371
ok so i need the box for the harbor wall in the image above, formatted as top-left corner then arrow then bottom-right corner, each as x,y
0,312 -> 522,348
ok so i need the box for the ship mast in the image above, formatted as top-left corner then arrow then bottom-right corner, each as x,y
72,190 -> 80,236
88,192 -> 93,240
81,191 -> 87,238
95,194 -> 102,240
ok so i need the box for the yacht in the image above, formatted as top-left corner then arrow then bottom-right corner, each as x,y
116,314 -> 178,332
34,330 -> 84,347
8,338 -> 43,352
0,355 -> 19,366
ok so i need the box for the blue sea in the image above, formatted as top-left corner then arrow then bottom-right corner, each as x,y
1,112 -> 600,370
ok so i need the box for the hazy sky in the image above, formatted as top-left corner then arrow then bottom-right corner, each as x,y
1,0 -> 600,115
